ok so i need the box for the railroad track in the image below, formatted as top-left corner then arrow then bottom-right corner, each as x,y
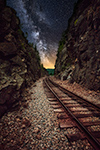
43,77 -> 100,150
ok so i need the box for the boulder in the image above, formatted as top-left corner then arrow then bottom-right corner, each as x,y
0,106 -> 7,118
0,42 -> 17,56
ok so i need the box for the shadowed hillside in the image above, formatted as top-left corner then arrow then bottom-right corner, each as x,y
0,0 -> 47,117
55,0 -> 100,91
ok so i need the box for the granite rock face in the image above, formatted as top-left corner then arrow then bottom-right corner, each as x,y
55,0 -> 100,91
0,0 -> 46,117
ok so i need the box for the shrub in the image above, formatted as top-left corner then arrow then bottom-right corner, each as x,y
57,30 -> 67,56
29,42 -> 33,47
74,19 -> 78,25
28,52 -> 31,56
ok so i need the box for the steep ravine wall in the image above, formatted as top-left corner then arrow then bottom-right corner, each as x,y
0,0 -> 46,117
55,0 -> 100,91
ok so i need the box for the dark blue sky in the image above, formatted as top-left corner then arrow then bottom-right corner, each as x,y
7,0 -> 77,68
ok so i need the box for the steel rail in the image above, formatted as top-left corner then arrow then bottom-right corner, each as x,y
48,78 -> 100,110
44,78 -> 100,150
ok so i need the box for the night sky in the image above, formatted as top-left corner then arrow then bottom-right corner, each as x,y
7,0 -> 77,68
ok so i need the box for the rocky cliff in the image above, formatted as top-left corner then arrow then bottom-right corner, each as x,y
55,0 -> 100,91
0,0 -> 47,117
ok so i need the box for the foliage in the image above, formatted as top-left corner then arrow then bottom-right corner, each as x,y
19,23 -> 23,29
18,29 -> 23,36
57,30 -> 67,57
34,45 -> 37,51
34,45 -> 41,63
24,32 -> 28,38
18,23 -> 41,64
40,64 -> 45,72
74,19 -> 78,25
29,42 -> 34,47
65,0 -> 81,35
47,69 -> 54,76
21,42 -> 25,50
56,0 -> 82,58
28,52 -> 31,56
58,41 -> 65,53
40,64 -> 44,69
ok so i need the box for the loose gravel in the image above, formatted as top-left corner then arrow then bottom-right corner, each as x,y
51,77 -> 100,106
0,78 -> 94,150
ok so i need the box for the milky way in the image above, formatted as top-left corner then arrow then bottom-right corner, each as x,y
7,0 -> 77,68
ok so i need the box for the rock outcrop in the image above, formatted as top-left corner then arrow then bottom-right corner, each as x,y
0,0 -> 46,117
55,0 -> 100,91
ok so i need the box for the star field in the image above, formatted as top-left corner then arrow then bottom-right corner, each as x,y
7,0 -> 77,68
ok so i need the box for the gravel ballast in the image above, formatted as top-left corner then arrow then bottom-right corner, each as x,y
0,78 -> 94,150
